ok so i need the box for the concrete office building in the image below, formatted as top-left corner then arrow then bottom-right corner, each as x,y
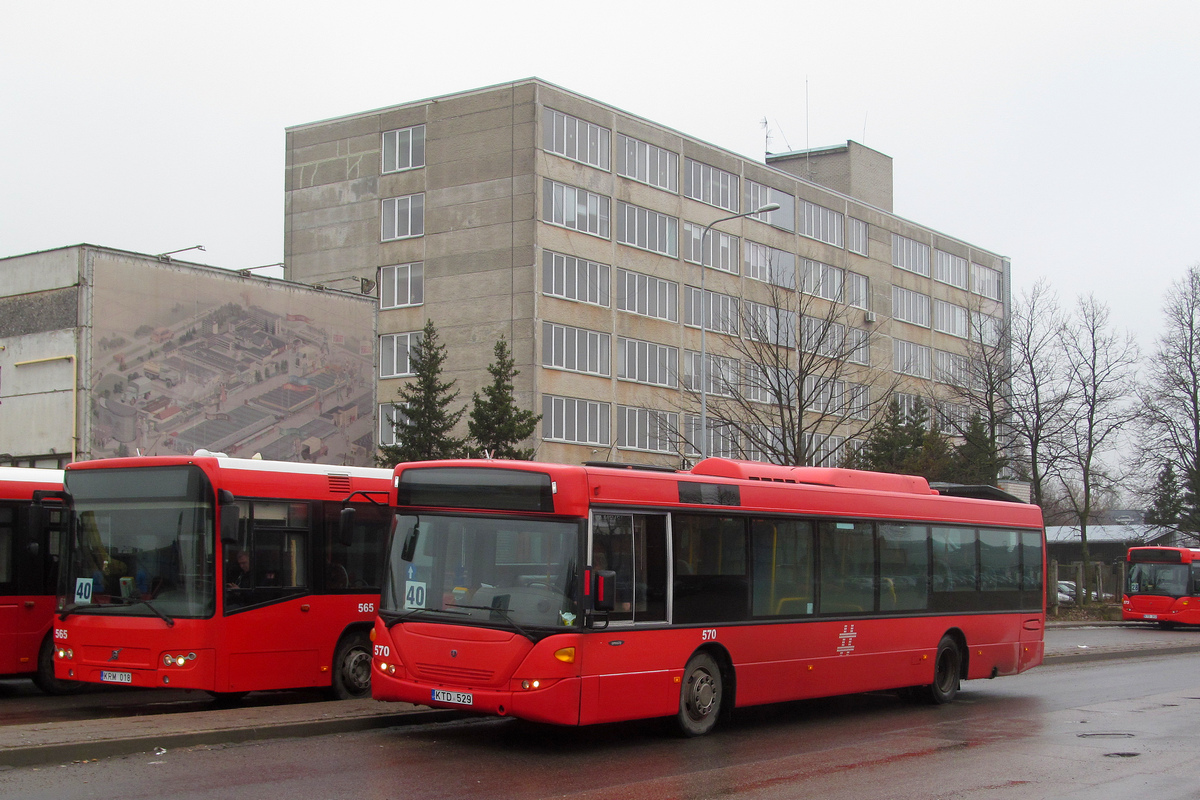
285,79 -> 1009,468
0,245 -> 377,467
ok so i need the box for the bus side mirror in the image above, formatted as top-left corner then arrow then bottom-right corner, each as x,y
592,569 -> 616,612
218,491 -> 240,543
338,507 -> 355,547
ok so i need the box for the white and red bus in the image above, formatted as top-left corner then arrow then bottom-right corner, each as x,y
1123,546 -> 1200,628
53,454 -> 393,699
0,467 -> 78,693
369,458 -> 1046,735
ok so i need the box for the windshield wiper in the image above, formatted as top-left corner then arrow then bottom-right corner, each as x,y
117,597 -> 175,627
445,603 -> 534,641
58,598 -> 174,627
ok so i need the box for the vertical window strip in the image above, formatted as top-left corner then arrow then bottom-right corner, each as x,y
933,299 -> 969,338
617,201 -> 678,257
802,259 -> 844,301
684,158 -> 739,212
617,337 -> 678,388
685,286 -> 739,335
380,263 -> 424,310
542,394 -> 610,445
381,194 -> 425,241
972,262 -> 1003,300
847,217 -> 869,256
541,250 -> 610,307
542,179 -> 611,238
892,286 -> 931,328
616,406 -> 679,453
801,201 -> 844,247
542,108 -> 611,170
892,234 -> 931,277
744,241 -> 796,289
893,339 -> 932,379
379,331 -> 422,378
382,125 -> 426,173
683,222 -> 738,272
615,134 -> 678,192
616,268 -> 678,322
541,322 -> 611,377
845,272 -> 869,310
934,250 -> 969,289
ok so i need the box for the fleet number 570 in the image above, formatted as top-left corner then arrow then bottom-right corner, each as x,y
701,629 -> 718,641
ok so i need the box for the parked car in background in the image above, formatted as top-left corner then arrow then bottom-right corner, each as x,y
1058,581 -> 1077,604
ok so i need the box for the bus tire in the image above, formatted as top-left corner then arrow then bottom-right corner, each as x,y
32,636 -> 83,695
926,635 -> 962,704
677,652 -> 722,737
331,631 -> 372,700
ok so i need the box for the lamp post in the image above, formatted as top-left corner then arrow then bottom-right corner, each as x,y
697,202 -> 781,460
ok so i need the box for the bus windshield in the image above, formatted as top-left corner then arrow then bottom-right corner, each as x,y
1127,562 -> 1191,598
381,513 -> 581,632
62,466 -> 216,619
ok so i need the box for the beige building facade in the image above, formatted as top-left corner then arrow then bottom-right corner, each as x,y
285,79 -> 1009,468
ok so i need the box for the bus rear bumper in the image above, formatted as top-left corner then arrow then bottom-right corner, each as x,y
372,669 -> 581,726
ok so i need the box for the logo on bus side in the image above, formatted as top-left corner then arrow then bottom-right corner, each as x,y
837,625 -> 857,655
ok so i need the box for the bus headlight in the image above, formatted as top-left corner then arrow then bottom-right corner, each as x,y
377,662 -> 396,675
163,653 -> 196,667
57,647 -> 73,660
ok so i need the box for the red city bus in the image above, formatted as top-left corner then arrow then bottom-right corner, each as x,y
0,467 -> 78,693
1123,546 -> 1200,628
53,454 -> 393,699
369,458 -> 1046,735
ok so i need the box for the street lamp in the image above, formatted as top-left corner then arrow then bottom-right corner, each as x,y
697,202 -> 781,460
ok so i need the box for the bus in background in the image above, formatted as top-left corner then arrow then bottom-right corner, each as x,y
0,467 -> 78,693
1123,546 -> 1200,628
53,454 -> 392,699
369,458 -> 1045,736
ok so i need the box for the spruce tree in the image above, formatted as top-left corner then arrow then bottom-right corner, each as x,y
859,398 -> 925,474
376,319 -> 465,467
1145,462 -> 1183,529
954,414 -> 1005,485
468,337 -> 541,460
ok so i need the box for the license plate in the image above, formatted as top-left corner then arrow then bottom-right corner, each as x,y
1144,614 -> 1158,619
101,670 -> 132,684
432,689 -> 472,705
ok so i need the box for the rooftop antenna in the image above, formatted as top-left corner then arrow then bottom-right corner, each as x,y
805,77 -> 811,177
761,116 -> 771,156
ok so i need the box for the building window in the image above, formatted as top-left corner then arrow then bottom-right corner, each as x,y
542,251 -> 610,307
894,339 -> 932,379
803,377 -> 869,420
848,328 -> 870,365
617,201 -> 678,257
685,286 -> 739,335
684,351 -> 739,396
543,108 -> 610,169
381,194 -> 425,241
893,286 -> 931,328
744,300 -> 797,347
845,272 -> 869,310
894,392 -> 930,427
684,158 -> 739,212
847,217 -> 869,256
617,337 -> 678,388
543,395 -> 609,445
744,363 -> 795,404
380,331 -> 421,378
934,299 -> 969,338
683,222 -> 738,273
683,414 -> 740,458
745,180 -> 795,232
744,241 -> 796,289
972,312 -> 1002,347
617,406 -> 679,453
935,349 -> 972,388
380,263 -> 424,310
936,400 -> 971,430
543,179 -> 610,238
616,134 -> 678,192
972,262 -> 1003,300
542,322 -> 610,377
934,250 -> 969,289
802,260 -> 843,302
382,125 -> 425,173
616,268 -> 678,322
801,201 -> 844,247
892,234 -> 931,277
378,403 -> 409,446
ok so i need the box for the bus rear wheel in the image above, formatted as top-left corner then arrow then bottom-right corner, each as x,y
926,635 -> 962,704
677,652 -> 722,737
331,631 -> 372,700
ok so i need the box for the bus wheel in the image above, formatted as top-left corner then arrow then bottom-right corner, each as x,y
33,636 -> 83,695
926,635 -> 962,704
1158,621 -> 1178,630
331,631 -> 372,700
677,652 -> 722,737
206,691 -> 249,705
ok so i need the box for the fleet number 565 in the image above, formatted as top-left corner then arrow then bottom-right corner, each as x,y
358,603 -> 375,613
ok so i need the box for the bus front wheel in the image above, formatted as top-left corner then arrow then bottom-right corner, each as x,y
331,631 -> 372,700
926,635 -> 962,704
33,636 -> 83,695
677,652 -> 723,737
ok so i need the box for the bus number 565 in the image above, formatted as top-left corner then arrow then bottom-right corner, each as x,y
701,629 -> 717,641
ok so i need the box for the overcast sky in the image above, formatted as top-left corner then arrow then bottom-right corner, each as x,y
4,0 -> 1197,351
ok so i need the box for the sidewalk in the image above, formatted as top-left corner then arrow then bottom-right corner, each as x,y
3,623 -> 1196,769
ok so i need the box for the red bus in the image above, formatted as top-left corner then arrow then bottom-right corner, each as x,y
0,467 -> 78,693
52,454 -> 393,699
1123,546 -> 1200,628
369,458 -> 1046,735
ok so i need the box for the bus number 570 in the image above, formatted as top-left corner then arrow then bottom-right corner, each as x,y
701,629 -> 717,641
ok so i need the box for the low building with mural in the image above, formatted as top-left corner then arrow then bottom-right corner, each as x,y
0,245 -> 377,467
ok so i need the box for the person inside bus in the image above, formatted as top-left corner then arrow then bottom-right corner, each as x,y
227,548 -> 253,589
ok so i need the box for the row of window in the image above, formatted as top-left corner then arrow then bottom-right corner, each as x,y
892,233 -> 1003,301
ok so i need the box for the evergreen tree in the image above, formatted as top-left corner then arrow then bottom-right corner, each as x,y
859,398 -> 926,474
954,414 -> 1006,485
1145,462 -> 1183,529
376,319 -> 465,467
915,422 -> 958,483
468,337 -> 541,460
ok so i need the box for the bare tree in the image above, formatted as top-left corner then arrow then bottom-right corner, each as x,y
1007,281 -> 1076,519
677,258 -> 900,467
1056,295 -> 1140,599
1140,264 -> 1200,542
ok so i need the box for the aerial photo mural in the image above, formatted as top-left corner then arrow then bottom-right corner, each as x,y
87,256 -> 375,466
